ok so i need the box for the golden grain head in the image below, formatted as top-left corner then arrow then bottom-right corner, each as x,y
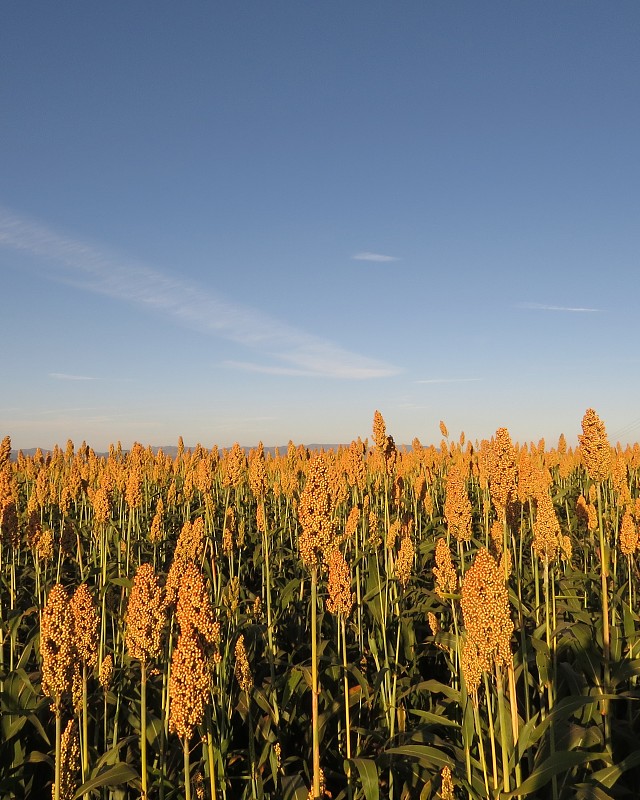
345,505 -> 360,538
223,507 -> 236,555
54,718 -> 80,800
99,654 -> 114,692
444,462 -> 472,542
587,501 -> 598,531
40,583 -> 76,712
428,611 -> 440,637
169,629 -> 211,741
440,764 -> 455,800
248,442 -> 268,499
620,510 -> 639,556
91,486 -> 111,526
386,519 -> 400,550
223,442 -> 247,489
372,410 -> 387,452
326,548 -> 353,618
395,534 -> 414,589
460,548 -> 513,673
234,634 -> 254,693
433,537 -> 457,599
344,439 -> 366,491
70,583 -> 99,669
298,454 -> 334,569
532,491 -> 560,562
125,563 -> 167,665
578,408 -> 611,483
460,637 -> 484,699
491,429 -> 517,518
149,497 -> 165,545
176,562 -> 219,646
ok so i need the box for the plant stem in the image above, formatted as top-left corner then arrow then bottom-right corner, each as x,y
141,662 -> 148,800
311,566 -> 321,799
184,737 -> 191,800
54,712 -> 62,800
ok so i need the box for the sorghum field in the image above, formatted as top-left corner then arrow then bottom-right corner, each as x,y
2,409 -> 640,800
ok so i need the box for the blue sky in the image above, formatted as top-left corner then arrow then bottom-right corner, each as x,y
2,2 -> 640,451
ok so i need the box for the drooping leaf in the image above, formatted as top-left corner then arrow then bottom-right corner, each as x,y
502,751 -> 610,798
348,757 -> 379,800
73,763 -> 138,798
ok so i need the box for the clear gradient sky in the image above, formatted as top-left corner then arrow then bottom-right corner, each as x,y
2,2 -> 640,452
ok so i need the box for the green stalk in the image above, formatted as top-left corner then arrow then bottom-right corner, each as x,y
483,672 -> 499,794
388,599 -> 402,742
184,737 -> 191,800
311,566 -> 321,799
496,670 -> 511,794
472,699 -> 490,798
82,665 -> 89,789
141,662 -> 148,800
507,661 -> 522,791
596,483 -> 611,740
247,695 -> 258,800
341,617 -> 353,800
544,557 -> 558,800
54,712 -> 62,800
454,613 -> 472,789
205,710 -> 218,800
262,507 -> 280,727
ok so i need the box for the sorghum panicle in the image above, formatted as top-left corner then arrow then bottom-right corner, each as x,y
620,510 -> 639,556
532,491 -> 560,563
234,634 -> 254,693
125,563 -> 167,665
40,584 -> 76,713
395,534 -> 414,588
298,454 -> 334,570
326,549 -> 353,618
169,629 -> 210,741
578,408 -> 611,483
54,719 -> 80,800
70,583 -> 99,669
460,548 -> 513,677
433,538 -> 457,599
444,462 -> 472,542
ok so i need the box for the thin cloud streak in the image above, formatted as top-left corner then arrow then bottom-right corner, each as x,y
49,372 -> 97,381
416,378 -> 481,384
518,302 -> 603,313
0,208 -> 399,380
224,360 -> 322,377
352,252 -> 399,262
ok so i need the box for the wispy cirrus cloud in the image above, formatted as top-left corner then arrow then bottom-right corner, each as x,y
224,360 -> 328,377
49,372 -> 97,381
0,207 -> 399,380
517,302 -> 603,313
352,251 -> 399,263
416,378 -> 481,385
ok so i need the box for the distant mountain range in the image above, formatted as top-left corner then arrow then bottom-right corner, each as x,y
11,443 -> 362,460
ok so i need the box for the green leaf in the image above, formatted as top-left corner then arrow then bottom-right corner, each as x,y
145,715 -> 163,748
574,783 -> 615,800
73,763 -> 138,799
23,750 -> 53,767
348,757 -> 379,800
589,748 -> 640,789
408,709 -> 460,729
384,744 -> 453,771
279,577 -> 303,610
92,736 -> 137,772
502,751 -> 610,798
281,774 -> 309,800
109,576 -> 133,589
